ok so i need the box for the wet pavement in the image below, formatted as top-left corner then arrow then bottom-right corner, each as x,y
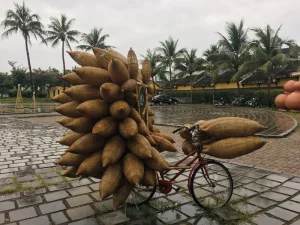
0,116 -> 300,224
151,105 -> 298,137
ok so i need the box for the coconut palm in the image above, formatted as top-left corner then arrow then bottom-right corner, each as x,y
235,25 -> 296,105
217,20 -> 250,95
45,14 -> 80,88
156,37 -> 185,97
203,44 -> 221,103
141,49 -> 167,93
175,49 -> 205,103
77,27 -> 114,51
1,2 -> 46,95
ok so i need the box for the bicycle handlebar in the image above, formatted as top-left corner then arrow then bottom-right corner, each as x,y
172,124 -> 199,133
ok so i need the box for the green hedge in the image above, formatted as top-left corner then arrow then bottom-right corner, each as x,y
162,88 -> 283,106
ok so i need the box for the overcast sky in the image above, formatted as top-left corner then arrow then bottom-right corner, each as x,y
0,0 -> 299,73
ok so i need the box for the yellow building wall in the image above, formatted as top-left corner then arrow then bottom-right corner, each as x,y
49,86 -> 64,98
147,82 -> 161,90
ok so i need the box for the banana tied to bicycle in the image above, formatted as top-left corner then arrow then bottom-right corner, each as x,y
53,48 -> 181,209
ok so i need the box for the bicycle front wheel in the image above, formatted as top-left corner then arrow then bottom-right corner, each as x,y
190,160 -> 233,209
126,185 -> 157,206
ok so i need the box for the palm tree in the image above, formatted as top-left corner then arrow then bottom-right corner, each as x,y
156,37 -> 185,97
45,14 -> 80,88
203,44 -> 221,103
217,20 -> 250,95
235,25 -> 296,105
141,49 -> 166,93
1,2 -> 46,95
77,27 -> 114,51
175,49 -> 204,103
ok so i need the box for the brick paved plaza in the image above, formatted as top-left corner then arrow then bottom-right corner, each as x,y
0,113 -> 299,225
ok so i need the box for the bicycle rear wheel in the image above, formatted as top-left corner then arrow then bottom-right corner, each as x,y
126,185 -> 157,206
190,160 -> 233,209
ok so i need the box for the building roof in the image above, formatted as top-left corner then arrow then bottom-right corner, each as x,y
240,69 -> 297,85
147,80 -> 161,88
163,79 -> 180,89
194,75 -> 213,87
174,75 -> 203,86
216,71 -> 235,83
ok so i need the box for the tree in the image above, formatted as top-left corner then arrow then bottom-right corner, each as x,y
1,2 -> 46,96
203,44 -> 221,103
235,25 -> 296,105
77,27 -> 113,51
156,37 -> 185,97
141,49 -> 166,93
45,14 -> 80,89
8,61 -> 29,89
175,49 -> 204,103
217,20 -> 250,95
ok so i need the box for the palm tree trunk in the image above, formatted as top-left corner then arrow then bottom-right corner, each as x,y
236,81 -> 240,97
151,75 -> 156,94
24,36 -> 34,96
62,40 -> 66,91
213,83 -> 215,104
190,75 -> 193,104
267,74 -> 271,107
169,66 -> 172,97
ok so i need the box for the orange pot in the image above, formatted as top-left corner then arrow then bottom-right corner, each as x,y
293,81 -> 300,91
275,93 -> 289,111
284,80 -> 296,93
285,91 -> 300,112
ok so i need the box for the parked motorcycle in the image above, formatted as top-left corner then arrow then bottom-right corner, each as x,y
246,98 -> 260,108
231,97 -> 246,106
214,98 -> 226,107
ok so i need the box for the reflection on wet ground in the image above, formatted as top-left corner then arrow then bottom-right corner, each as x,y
0,103 -> 57,113
151,105 -> 297,137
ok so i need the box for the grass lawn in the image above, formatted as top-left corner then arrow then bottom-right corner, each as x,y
0,97 -> 55,104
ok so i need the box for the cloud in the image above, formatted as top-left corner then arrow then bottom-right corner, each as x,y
0,0 -> 299,72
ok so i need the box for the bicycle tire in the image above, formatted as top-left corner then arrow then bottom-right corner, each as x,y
126,184 -> 157,206
190,160 -> 233,209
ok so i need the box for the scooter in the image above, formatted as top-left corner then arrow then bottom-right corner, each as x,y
214,98 -> 226,107
246,98 -> 260,108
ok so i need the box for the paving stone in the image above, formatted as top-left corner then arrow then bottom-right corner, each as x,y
0,213 -> 4,224
44,190 -> 69,202
291,219 -> 300,225
126,204 -> 157,220
39,172 -> 58,178
156,209 -> 187,224
261,191 -> 290,201
98,210 -> 130,225
16,196 -> 43,207
23,188 -> 46,196
243,170 -> 269,179
234,177 -> 255,184
91,191 -> 101,201
44,176 -> 63,184
272,186 -> 299,195
244,183 -> 270,192
126,218 -> 164,225
9,163 -> 26,168
93,199 -> 114,213
48,182 -> 69,191
233,187 -> 257,198
291,177 -> 300,183
69,218 -> 100,225
252,214 -> 284,225
1,168 -> 18,173
39,200 -> 66,214
51,212 -> 69,224
90,177 -> 101,182
267,207 -> 298,221
247,196 -> 276,208
0,193 -> 20,202
19,216 -> 50,225
66,195 -> 93,207
0,201 -> 15,212
267,174 -> 290,183
38,163 -> 55,168
280,201 -> 300,213
189,216 -> 221,225
0,173 -> 14,179
0,177 -> 14,184
213,207 -> 242,220
16,175 -> 36,182
177,203 -> 204,217
150,197 -> 176,211
34,168 -> 53,174
292,194 -> 300,203
192,188 -> 212,198
68,186 -> 92,196
256,179 -> 281,188
167,193 -> 192,204
21,181 -> 42,188
232,202 -> 262,214
89,183 -> 98,191
70,179 -> 92,187
66,205 -> 95,221
283,181 -> 300,190
9,207 -> 37,222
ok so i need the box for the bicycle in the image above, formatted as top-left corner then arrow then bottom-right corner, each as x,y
125,124 -> 233,209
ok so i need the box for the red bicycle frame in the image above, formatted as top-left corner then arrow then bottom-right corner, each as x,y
158,146 -> 213,194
